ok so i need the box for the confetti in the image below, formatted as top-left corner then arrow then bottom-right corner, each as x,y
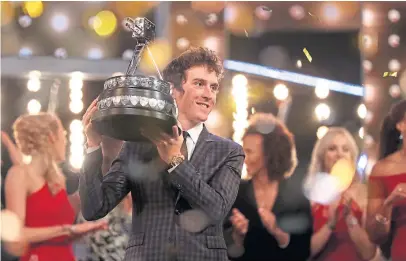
244,29 -> 248,37
383,72 -> 398,77
308,12 -> 321,22
303,48 -> 312,62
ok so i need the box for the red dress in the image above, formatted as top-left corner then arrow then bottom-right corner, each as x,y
20,184 -> 76,261
369,173 -> 406,261
312,198 -> 364,261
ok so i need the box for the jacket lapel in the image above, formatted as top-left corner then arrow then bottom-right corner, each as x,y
189,125 -> 215,167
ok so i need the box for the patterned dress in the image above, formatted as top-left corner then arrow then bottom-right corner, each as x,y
77,207 -> 132,261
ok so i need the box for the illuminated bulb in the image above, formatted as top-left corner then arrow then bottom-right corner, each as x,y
296,60 -> 302,68
358,127 -> 364,139
70,119 -> 83,132
176,15 -> 188,25
51,13 -> 69,33
203,36 -> 219,53
362,9 -> 374,27
176,38 -> 190,50
69,100 -> 84,114
27,78 -> 40,92
315,103 -> 331,121
232,74 -> 248,86
18,15 -> 32,28
317,126 -> 329,139
87,47 -> 103,60
357,104 -> 367,119
364,84 -> 376,103
388,9 -> 400,23
273,84 -> 289,101
54,48 -> 67,59
255,6 -> 272,20
388,59 -> 401,72
289,5 -> 305,20
19,47 -> 33,58
315,79 -> 330,99
323,4 -> 339,22
27,99 -> 41,114
389,84 -> 401,98
363,60 -> 373,72
206,13 -> 218,26
388,34 -> 400,48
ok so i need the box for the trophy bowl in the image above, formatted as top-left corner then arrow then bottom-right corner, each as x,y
92,75 -> 178,142
90,17 -> 179,142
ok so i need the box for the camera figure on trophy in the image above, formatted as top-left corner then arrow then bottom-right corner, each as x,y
91,17 -> 178,142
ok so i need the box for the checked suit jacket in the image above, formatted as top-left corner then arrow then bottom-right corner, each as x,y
79,126 -> 245,261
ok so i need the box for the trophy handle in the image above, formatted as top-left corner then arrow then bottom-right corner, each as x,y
126,42 -> 146,76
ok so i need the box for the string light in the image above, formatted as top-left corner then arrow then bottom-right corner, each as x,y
231,74 -> 249,179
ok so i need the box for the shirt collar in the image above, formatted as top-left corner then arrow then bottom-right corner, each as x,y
184,123 -> 204,144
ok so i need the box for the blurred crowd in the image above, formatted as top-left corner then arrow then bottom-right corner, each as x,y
1,98 -> 405,261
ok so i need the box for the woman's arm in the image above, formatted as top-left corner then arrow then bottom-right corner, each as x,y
1,131 -> 23,165
310,222 -> 335,257
345,211 -> 378,260
4,166 -> 71,255
366,164 -> 393,244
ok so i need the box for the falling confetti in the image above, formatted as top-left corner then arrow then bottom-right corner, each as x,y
383,71 -> 398,77
303,48 -> 312,62
244,29 -> 248,37
308,12 -> 321,22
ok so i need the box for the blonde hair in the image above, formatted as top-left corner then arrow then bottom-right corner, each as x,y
13,113 -> 66,194
307,127 -> 367,209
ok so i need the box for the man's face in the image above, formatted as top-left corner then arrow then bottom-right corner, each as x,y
172,65 -> 219,128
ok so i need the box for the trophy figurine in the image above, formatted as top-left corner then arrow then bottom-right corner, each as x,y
91,17 -> 178,142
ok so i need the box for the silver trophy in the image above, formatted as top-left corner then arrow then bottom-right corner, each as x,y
91,17 -> 178,142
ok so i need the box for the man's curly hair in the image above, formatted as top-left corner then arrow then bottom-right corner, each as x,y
244,113 -> 298,181
162,47 -> 224,91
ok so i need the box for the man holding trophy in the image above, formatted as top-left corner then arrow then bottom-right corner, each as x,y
79,17 -> 244,261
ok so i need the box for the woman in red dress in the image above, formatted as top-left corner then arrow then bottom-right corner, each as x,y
367,100 -> 406,261
3,113 -> 107,261
307,127 -> 378,261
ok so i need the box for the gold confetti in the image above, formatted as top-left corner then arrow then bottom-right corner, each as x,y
251,107 -> 256,114
303,48 -> 312,62
383,72 -> 398,77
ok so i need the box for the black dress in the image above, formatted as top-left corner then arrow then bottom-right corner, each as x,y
224,176 -> 313,261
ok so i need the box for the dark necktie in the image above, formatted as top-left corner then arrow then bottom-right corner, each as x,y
181,131 -> 189,160
174,131 -> 190,215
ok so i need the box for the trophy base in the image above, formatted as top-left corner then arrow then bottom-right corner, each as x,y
92,108 -> 177,142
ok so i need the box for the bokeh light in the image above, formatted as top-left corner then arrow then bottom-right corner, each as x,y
273,83 -> 289,101
140,39 -> 172,75
315,103 -> 331,121
93,10 -> 117,37
23,1 -> 44,18
225,3 -> 254,36
316,126 -> 329,139
51,13 -> 69,32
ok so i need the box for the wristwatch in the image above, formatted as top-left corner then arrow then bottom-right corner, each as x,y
168,154 -> 185,169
